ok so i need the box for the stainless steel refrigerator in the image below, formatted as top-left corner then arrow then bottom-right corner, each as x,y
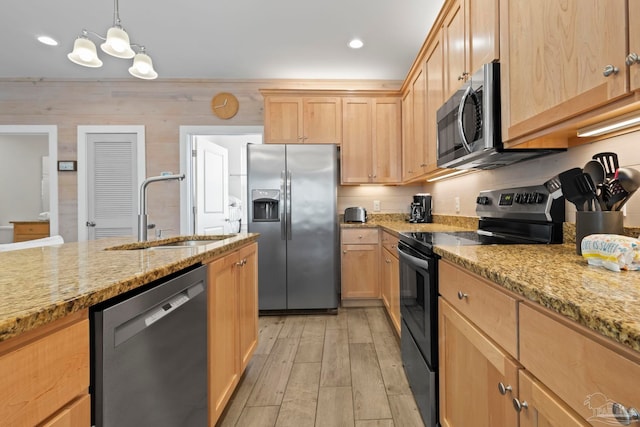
247,144 -> 339,311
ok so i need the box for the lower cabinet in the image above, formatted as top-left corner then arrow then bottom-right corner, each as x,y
380,230 -> 400,335
207,242 -> 259,425
516,370 -> 590,427
439,260 -> 640,427
341,228 -> 380,300
439,298 -> 520,427
0,310 -> 90,427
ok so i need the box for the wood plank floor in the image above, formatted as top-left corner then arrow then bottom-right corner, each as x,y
217,307 -> 425,427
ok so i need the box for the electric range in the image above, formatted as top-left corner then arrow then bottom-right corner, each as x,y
398,184 -> 564,427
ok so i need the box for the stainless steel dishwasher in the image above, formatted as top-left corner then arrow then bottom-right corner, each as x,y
91,264 -> 208,427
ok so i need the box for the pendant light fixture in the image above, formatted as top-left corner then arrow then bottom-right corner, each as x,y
67,0 -> 157,79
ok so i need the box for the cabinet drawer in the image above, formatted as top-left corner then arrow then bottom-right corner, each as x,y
439,260 -> 519,357
17,223 -> 49,235
341,228 -> 378,244
380,230 -> 399,257
0,311 -> 89,426
41,394 -> 91,427
520,303 -> 640,425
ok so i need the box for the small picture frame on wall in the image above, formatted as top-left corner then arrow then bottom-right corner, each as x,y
58,160 -> 77,171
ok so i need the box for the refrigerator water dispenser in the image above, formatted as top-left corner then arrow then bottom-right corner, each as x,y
252,189 -> 280,221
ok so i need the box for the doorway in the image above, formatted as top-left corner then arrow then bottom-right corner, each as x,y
179,126 -> 263,235
0,125 -> 58,239
77,126 -> 146,241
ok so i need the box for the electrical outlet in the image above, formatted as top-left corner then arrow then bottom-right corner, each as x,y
373,200 -> 381,212
623,205 -> 627,217
455,196 -> 460,213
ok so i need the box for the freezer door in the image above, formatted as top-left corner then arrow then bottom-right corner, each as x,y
286,144 -> 339,309
247,144 -> 287,310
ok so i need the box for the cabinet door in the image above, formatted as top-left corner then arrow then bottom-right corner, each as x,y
388,251 -> 400,335
443,0 -> 466,99
41,394 -> 91,427
341,243 -> 380,299
503,0 -> 627,140
381,247 -> 392,310
372,98 -> 402,183
630,0 -> 640,92
518,370 -> 590,427
425,34 -> 445,173
439,298 -> 519,427
341,97 -> 373,183
303,97 -> 342,144
264,97 -> 303,143
208,253 -> 240,424
401,90 -> 415,182
411,67 -> 427,177
237,243 -> 258,371
466,0 -> 499,76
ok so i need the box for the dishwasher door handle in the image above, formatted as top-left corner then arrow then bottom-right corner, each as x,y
114,281 -> 205,347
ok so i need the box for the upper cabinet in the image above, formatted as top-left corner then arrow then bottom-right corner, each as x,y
628,0 -> 640,92
342,96 -> 402,184
500,0 -> 630,142
263,94 -> 342,144
402,66 -> 428,182
443,0 -> 499,99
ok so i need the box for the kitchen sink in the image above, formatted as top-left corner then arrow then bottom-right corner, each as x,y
106,235 -> 237,251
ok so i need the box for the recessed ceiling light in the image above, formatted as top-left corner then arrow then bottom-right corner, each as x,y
348,39 -> 364,49
37,35 -> 58,46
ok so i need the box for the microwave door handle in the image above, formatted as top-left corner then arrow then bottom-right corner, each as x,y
457,85 -> 473,154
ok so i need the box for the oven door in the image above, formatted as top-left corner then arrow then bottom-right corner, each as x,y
398,241 -> 438,367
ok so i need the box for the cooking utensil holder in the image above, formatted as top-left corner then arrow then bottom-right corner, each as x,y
575,211 -> 624,255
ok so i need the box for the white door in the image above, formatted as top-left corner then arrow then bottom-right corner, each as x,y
194,138 -> 230,235
86,133 -> 139,239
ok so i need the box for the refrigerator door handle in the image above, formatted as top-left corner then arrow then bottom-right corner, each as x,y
286,170 -> 292,240
280,170 -> 286,240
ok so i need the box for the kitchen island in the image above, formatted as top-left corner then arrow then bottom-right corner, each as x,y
0,233 -> 258,426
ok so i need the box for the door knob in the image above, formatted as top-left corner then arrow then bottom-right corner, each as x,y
626,53 -> 640,66
86,221 -> 96,227
498,382 -> 512,395
603,64 -> 619,77
457,291 -> 468,300
513,398 -> 529,412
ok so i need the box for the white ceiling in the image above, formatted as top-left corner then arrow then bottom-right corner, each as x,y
1,0 -> 445,81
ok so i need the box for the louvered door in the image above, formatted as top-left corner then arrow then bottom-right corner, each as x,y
86,133 -> 138,239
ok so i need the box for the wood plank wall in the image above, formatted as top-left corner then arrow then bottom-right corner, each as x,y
0,78 -> 401,241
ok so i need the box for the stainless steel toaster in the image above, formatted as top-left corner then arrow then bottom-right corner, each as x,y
344,207 -> 367,223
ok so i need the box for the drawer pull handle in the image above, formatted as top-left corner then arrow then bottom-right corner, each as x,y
612,403 -> 640,426
603,64 -> 619,77
512,398 -> 528,412
498,382 -> 512,395
343,250 -> 347,254
457,291 -> 468,300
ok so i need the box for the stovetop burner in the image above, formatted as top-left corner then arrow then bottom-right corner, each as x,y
399,184 -> 565,255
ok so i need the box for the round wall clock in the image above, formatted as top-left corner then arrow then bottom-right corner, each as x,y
211,92 -> 239,119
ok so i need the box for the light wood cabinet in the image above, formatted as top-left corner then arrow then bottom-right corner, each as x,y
519,303 -> 640,425
403,67 -> 428,182
401,89 -> 415,181
380,231 -> 400,335
425,34 -> 445,173
500,0 -> 628,141
517,370 -> 591,427
342,97 -> 401,184
264,95 -> 342,144
629,0 -> 640,92
439,260 -> 518,356
439,298 -> 520,427
443,0 -> 499,99
341,228 -> 380,300
11,220 -> 50,242
207,242 -> 259,425
0,310 -> 90,427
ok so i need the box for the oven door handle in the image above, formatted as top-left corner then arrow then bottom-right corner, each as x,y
398,245 -> 432,272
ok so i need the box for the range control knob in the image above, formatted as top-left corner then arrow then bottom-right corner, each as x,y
476,196 -> 491,205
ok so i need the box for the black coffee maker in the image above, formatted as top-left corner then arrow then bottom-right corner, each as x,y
409,193 -> 432,223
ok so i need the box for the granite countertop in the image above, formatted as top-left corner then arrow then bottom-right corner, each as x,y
0,233 -> 258,342
341,215 -> 640,353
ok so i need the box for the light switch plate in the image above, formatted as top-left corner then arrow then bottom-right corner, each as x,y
373,200 -> 381,212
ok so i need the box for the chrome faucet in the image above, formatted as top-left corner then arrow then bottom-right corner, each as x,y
138,174 -> 185,241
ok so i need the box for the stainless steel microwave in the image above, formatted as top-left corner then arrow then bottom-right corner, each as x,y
436,62 -> 563,170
